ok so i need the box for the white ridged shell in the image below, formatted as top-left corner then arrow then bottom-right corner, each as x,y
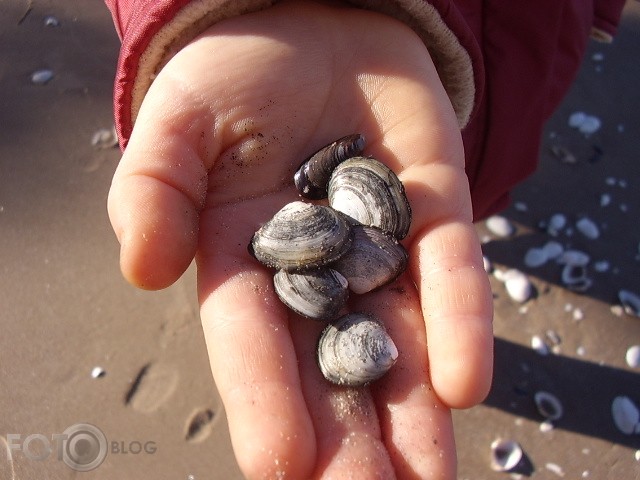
250,201 -> 353,271
331,225 -> 408,294
273,268 -> 348,321
317,313 -> 398,386
328,157 -> 411,239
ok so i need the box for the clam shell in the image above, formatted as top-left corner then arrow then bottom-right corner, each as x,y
486,215 -> 515,237
328,157 -> 411,239
317,313 -> 398,386
502,269 -> 533,303
619,290 -> 640,317
547,213 -> 567,235
534,391 -> 564,421
611,396 -> 640,435
626,345 -> 640,368
331,225 -> 408,294
31,69 -> 54,85
490,439 -> 523,472
294,134 -> 365,199
524,248 -> 548,268
576,217 -> 600,240
273,268 -> 348,321
561,264 -> 592,291
250,201 -> 353,271
542,241 -> 564,260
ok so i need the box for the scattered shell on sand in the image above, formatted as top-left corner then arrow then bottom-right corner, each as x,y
594,260 -> 611,272
561,264 -> 592,292
482,255 -> 492,273
569,111 -> 588,128
91,127 -> 118,149
619,290 -> 640,317
545,329 -> 562,346
547,213 -> 567,236
626,346 -> 640,368
569,111 -> 602,135
549,145 -> 577,164
576,217 -> 600,240
540,420 -> 555,433
524,248 -> 548,268
600,193 -> 612,207
486,215 -> 515,237
502,269 -> 533,303
523,241 -> 567,267
545,462 -> 566,477
44,15 -> 60,27
31,69 -> 54,85
543,241 -> 564,260
534,391 -> 564,421
490,439 -> 523,472
514,201 -> 528,212
531,335 -> 550,356
557,249 -> 590,267
611,396 -> 640,435
573,308 -> 585,322
91,366 -> 106,379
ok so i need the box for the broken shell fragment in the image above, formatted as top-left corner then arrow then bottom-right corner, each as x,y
250,201 -> 353,271
561,264 -> 592,292
531,335 -> 550,356
294,134 -> 365,199
619,290 -> 640,317
328,157 -> 411,239
273,268 -> 348,321
557,249 -> 590,267
534,391 -> 564,421
31,69 -> 53,85
576,217 -> 600,240
44,15 -> 60,27
524,248 -> 548,268
91,126 -> 118,149
331,225 -> 408,294
503,269 -> 533,303
490,439 -> 523,472
547,213 -> 567,236
317,313 -> 398,386
542,241 -> 564,260
611,396 -> 640,435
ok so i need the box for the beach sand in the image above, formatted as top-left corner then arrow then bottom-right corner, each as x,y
1,1 -> 638,478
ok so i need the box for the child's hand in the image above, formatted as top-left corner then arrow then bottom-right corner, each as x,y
108,2 -> 493,478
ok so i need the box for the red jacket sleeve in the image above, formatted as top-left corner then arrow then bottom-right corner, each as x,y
104,0 -> 484,149
104,0 -> 627,220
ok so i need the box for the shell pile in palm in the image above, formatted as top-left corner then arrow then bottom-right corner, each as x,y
249,134 -> 411,385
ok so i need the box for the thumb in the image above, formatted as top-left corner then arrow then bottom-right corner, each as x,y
107,76 -> 211,290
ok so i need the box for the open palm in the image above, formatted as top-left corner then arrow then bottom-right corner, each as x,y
108,2 -> 493,478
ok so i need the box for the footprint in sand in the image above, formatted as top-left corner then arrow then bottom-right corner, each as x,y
125,363 -> 179,413
185,408 -> 217,443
